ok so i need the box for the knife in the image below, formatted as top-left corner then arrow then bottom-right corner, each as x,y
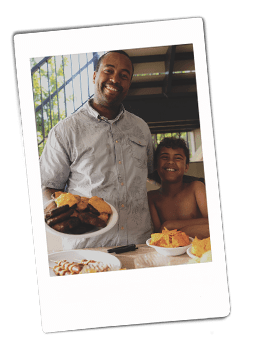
107,244 -> 138,254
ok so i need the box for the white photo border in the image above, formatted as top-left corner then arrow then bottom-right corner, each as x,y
14,18 -> 230,333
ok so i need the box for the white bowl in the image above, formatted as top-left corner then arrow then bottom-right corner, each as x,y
187,245 -> 199,259
146,237 -> 194,257
44,199 -> 118,240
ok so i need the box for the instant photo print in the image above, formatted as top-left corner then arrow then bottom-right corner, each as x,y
14,18 -> 230,333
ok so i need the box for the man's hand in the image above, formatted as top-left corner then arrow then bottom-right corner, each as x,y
42,186 -> 64,205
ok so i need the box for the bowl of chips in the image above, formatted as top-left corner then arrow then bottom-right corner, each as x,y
146,228 -> 193,256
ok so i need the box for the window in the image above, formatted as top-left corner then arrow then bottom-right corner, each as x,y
152,131 -> 202,163
30,51 -> 105,156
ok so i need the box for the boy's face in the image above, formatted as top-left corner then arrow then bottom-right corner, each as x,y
157,147 -> 189,183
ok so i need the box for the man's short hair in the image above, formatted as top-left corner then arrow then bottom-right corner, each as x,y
95,50 -> 134,78
155,137 -> 190,166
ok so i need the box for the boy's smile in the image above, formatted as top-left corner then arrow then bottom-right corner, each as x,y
157,147 -> 189,183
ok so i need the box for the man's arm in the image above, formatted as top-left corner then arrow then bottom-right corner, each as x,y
40,127 -> 71,205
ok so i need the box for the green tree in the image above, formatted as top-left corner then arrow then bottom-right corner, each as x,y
31,56 -> 70,156
152,132 -> 187,149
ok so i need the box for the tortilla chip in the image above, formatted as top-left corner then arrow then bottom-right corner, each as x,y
150,228 -> 191,248
191,237 -> 211,257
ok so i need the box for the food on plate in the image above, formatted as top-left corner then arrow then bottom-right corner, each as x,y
88,196 -> 112,214
45,204 -> 70,220
76,198 -> 89,212
55,193 -> 79,208
51,259 -> 111,276
45,192 -> 112,235
87,203 -> 100,215
46,208 -> 74,226
188,249 -> 212,264
78,212 -> 107,228
98,212 -> 109,223
79,259 -> 111,273
52,217 -> 81,233
191,237 -> 211,258
52,191 -> 81,203
70,210 -> 80,218
53,260 -> 83,275
73,195 -> 81,202
69,223 -> 94,234
150,228 -> 191,248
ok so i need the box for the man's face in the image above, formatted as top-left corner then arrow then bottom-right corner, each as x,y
157,147 -> 189,183
93,52 -> 133,108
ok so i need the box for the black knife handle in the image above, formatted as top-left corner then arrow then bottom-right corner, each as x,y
107,244 -> 137,254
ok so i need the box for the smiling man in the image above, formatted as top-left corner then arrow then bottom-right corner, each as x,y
40,50 -> 154,249
92,51 -> 133,118
148,137 -> 209,239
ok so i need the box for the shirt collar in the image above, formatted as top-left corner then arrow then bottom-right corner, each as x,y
86,98 -> 125,123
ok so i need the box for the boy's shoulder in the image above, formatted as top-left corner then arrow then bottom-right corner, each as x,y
185,179 -> 203,185
147,188 -> 161,200
188,180 -> 205,188
184,180 -> 205,194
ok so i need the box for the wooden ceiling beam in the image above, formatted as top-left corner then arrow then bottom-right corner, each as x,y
163,45 -> 176,98
129,50 -> 194,65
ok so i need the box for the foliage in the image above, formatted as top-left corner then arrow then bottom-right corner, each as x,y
152,132 -> 187,149
31,56 -> 70,156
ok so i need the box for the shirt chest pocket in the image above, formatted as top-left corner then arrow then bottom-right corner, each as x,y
127,136 -> 147,169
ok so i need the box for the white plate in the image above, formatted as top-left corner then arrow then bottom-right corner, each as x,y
187,245 -> 199,259
48,249 -> 122,276
146,237 -> 193,256
44,199 -> 118,240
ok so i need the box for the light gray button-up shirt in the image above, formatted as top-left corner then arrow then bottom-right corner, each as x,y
40,100 -> 154,249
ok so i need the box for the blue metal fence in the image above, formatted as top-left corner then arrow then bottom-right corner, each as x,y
31,52 -> 103,155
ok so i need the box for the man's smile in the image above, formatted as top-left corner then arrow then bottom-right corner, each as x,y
104,84 -> 121,93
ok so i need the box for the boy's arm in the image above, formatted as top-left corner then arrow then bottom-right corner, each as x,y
160,218 -> 208,232
194,181 -> 208,218
160,218 -> 209,239
179,223 -> 210,240
147,191 -> 162,233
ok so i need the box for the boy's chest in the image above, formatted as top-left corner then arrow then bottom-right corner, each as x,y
156,192 -> 200,221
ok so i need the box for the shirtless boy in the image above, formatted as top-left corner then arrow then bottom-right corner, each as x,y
148,137 -> 209,239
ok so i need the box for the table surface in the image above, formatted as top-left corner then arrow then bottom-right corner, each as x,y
48,243 -> 193,270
